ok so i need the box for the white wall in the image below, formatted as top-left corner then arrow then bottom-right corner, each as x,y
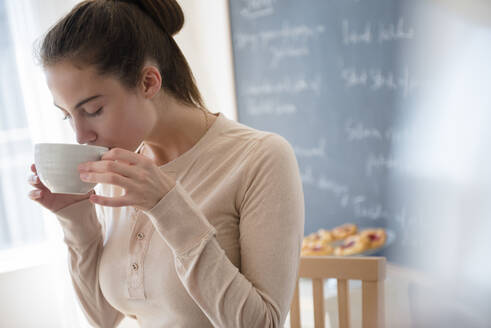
0,265 -> 58,327
175,0 -> 238,120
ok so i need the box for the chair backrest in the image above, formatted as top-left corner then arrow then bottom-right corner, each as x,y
290,256 -> 386,328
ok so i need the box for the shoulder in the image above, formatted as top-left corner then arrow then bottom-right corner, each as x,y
254,133 -> 295,156
217,116 -> 295,159
239,130 -> 299,181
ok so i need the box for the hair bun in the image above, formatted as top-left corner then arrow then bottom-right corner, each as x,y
140,0 -> 184,36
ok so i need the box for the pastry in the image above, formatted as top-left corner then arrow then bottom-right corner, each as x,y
301,242 -> 334,256
332,223 -> 357,240
334,235 -> 369,256
303,229 -> 333,243
360,228 -> 386,249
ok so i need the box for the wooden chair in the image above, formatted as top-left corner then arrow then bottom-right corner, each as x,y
290,256 -> 386,328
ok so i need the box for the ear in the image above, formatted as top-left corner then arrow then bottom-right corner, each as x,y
139,65 -> 162,99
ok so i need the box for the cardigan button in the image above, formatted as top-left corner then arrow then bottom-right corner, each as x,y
136,232 -> 145,240
131,263 -> 139,271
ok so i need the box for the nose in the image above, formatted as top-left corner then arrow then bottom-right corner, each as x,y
73,119 -> 96,145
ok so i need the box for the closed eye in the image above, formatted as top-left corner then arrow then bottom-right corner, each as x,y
87,107 -> 104,117
62,107 -> 103,120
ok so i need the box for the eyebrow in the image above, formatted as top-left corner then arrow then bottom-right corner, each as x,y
54,95 -> 102,112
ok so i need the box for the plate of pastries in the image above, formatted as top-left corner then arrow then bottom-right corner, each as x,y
301,223 -> 394,257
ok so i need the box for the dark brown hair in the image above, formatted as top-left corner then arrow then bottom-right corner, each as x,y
37,0 -> 205,109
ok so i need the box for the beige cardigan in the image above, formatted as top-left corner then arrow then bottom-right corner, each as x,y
55,112 -> 305,327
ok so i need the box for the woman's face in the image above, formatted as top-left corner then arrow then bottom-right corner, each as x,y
45,60 -> 155,151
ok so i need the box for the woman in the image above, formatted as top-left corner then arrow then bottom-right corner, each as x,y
28,0 -> 304,327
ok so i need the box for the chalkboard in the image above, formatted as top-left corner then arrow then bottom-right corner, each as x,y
229,0 -> 429,261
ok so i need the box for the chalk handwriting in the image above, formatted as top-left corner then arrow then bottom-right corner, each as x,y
299,166 -> 416,223
378,18 -> 415,42
299,165 -> 316,185
270,45 -> 309,67
234,22 -> 326,50
345,120 -> 414,144
318,176 -> 350,208
366,154 -> 399,176
293,138 -> 326,158
243,75 -> 322,96
240,0 -> 276,19
342,17 -> 414,45
341,66 -> 419,97
342,20 -> 372,45
352,195 -> 389,220
345,120 -> 383,141
246,99 -> 297,116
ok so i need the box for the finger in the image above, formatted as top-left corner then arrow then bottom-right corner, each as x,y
80,171 -> 135,189
89,194 -> 131,207
28,173 -> 49,190
79,159 -> 141,180
28,189 -> 43,200
28,174 -> 40,185
31,163 -> 37,174
100,147 -> 151,167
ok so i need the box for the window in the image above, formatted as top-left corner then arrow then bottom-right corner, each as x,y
0,0 -> 46,251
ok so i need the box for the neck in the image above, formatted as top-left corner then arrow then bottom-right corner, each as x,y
141,94 -> 216,166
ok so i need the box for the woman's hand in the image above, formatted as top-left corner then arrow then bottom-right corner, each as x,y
78,147 -> 176,211
28,163 -> 95,213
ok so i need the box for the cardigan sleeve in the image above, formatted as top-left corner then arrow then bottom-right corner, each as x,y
143,134 -> 305,327
55,198 -> 125,328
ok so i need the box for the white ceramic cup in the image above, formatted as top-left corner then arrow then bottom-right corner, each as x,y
34,143 -> 109,194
